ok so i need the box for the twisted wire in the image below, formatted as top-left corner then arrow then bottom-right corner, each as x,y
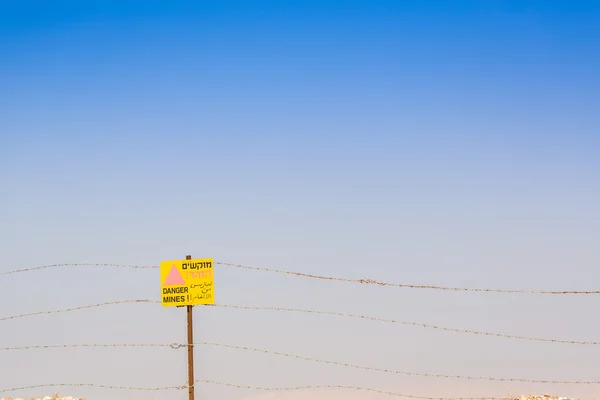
1,340 -> 598,385
0,263 -> 157,276
197,379 -> 518,400
216,262 -> 600,295
0,343 -> 183,351
196,341 -> 600,385
0,381 -> 517,399
3,262 -> 600,294
0,300 -> 159,322
4,300 -> 597,346
0,383 -> 186,392
209,304 -> 600,345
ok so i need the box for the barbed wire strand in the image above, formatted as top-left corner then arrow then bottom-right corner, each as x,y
3,262 -> 600,295
216,262 -> 600,295
196,341 -> 600,385
0,383 -> 186,393
3,300 -> 597,346
197,380 -> 518,400
0,343 -> 181,351
0,300 -> 159,322
208,304 -> 600,345
0,263 -> 157,276
1,340 -> 598,385
0,381 -> 516,399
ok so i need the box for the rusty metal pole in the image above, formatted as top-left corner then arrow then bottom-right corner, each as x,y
186,254 -> 195,400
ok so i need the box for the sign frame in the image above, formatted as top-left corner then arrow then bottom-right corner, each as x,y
160,258 -> 214,307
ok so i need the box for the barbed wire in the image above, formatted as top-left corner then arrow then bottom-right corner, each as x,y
216,262 -> 600,295
195,341 -> 600,385
0,343 -> 181,351
3,300 -> 597,346
0,381 -> 517,399
0,300 -> 158,322
0,263 -> 157,276
2,264 -> 598,398
196,380 -> 518,400
0,382 -> 186,393
209,304 -> 600,345
3,340 -> 598,385
3,262 -> 600,295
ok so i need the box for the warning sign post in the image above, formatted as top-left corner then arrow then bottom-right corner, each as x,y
161,255 -> 211,400
160,258 -> 214,306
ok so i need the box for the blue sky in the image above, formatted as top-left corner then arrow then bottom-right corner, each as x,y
1,1 -> 600,400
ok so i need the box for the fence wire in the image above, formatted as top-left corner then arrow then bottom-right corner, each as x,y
3,300 -> 597,346
0,300 -> 157,322
216,262 -> 600,295
0,382 -> 186,392
0,263 -> 157,276
209,304 -> 600,345
196,341 -> 600,385
2,262 -> 599,398
0,381 -> 519,400
2,340 -> 598,385
0,343 -> 179,351
196,380 -> 519,400
2,262 -> 600,295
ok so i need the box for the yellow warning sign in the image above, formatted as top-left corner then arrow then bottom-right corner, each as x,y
160,258 -> 214,307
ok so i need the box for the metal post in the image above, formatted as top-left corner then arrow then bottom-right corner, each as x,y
186,255 -> 195,400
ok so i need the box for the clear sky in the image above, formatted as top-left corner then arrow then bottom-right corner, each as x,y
1,1 -> 600,399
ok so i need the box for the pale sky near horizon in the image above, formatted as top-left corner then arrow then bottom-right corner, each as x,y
1,1 -> 600,400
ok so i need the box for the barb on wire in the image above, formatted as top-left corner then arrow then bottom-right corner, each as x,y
195,341 -> 600,385
208,304 -> 600,345
0,263 -> 158,276
197,379 -> 517,400
216,262 -> 600,295
0,300 -> 159,322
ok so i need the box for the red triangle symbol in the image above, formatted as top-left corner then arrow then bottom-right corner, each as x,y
164,265 -> 186,286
